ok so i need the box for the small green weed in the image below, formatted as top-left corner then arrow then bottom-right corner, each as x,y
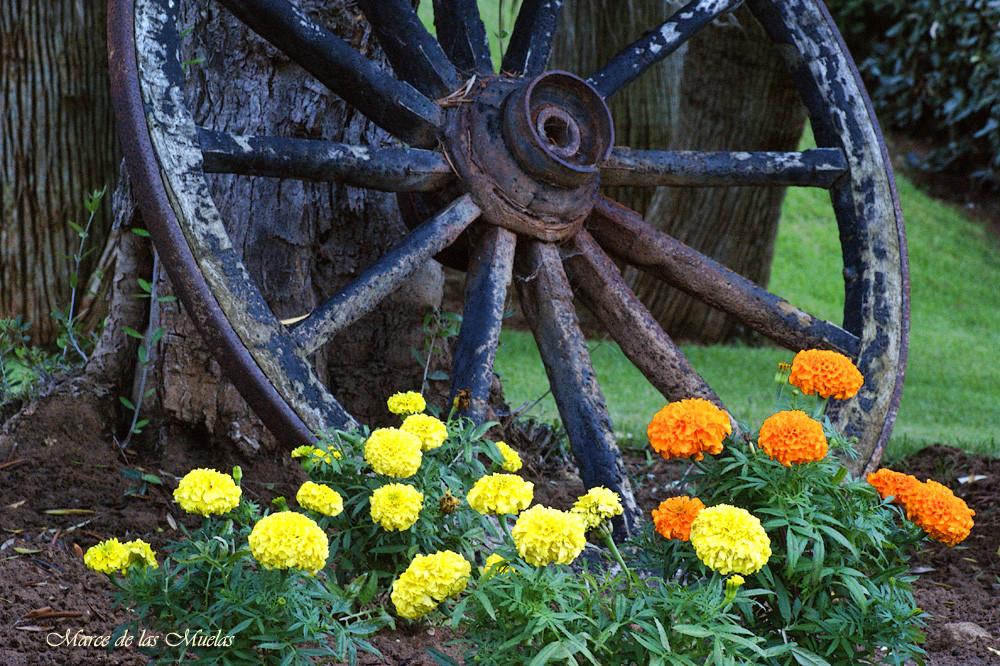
411,307 -> 462,398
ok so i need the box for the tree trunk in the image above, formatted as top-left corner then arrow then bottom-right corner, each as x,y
138,0 -> 443,456
0,165 -> 150,457
1,1 -> 119,346
553,2 -> 807,343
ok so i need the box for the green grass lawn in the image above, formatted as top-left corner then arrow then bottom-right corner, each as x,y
495,175 -> 1000,461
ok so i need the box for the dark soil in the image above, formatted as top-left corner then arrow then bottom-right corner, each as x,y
1,402 -> 998,666
880,445 -> 1000,665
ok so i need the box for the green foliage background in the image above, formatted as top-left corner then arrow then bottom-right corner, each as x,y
828,0 -> 1000,187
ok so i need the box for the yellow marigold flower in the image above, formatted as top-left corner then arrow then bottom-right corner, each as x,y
84,538 -> 129,574
647,399 -> 731,461
370,483 -> 424,531
511,505 -> 586,567
387,391 -> 426,415
173,468 -> 241,516
467,473 -> 534,516
723,574 -> 746,604
652,496 -> 706,541
788,349 -> 864,400
84,538 -> 157,574
571,486 -> 624,530
391,583 -> 436,620
290,445 -> 340,466
364,427 -> 423,478
123,539 -> 158,569
390,551 -> 471,620
757,410 -> 828,466
903,480 -> 975,546
248,511 -> 329,575
481,553 -> 510,577
296,481 -> 344,517
689,504 -> 771,575
401,413 -> 449,451
495,441 -> 523,472
867,468 -> 921,505
291,445 -> 315,459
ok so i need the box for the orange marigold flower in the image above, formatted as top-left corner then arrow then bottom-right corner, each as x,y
647,399 -> 731,461
903,480 -> 975,546
788,349 -> 864,400
757,410 -> 827,466
651,496 -> 706,541
866,468 -> 921,505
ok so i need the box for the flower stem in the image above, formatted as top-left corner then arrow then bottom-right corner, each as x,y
599,527 -> 640,592
499,514 -> 514,544
812,396 -> 829,420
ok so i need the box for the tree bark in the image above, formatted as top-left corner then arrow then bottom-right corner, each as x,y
553,2 -> 807,343
138,0 -> 444,456
1,1 -> 119,345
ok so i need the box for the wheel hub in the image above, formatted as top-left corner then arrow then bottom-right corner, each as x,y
445,71 -> 614,242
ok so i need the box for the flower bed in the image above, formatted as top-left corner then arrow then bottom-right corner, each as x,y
0,352 -> 995,664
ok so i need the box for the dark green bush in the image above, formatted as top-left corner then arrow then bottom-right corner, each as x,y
828,0 -> 1000,188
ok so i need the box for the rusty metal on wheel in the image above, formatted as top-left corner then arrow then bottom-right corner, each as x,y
108,0 -> 909,535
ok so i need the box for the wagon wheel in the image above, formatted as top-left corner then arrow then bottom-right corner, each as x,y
109,0 -> 908,534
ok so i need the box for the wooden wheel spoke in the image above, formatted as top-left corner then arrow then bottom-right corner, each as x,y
601,147 -> 849,188
197,127 -> 456,191
214,0 -> 442,147
357,0 -> 461,99
588,197 -> 860,356
432,0 -> 494,76
449,227 -> 516,423
500,0 -> 566,77
562,231 -> 730,414
515,241 -> 638,535
291,195 -> 481,353
587,0 -> 744,100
